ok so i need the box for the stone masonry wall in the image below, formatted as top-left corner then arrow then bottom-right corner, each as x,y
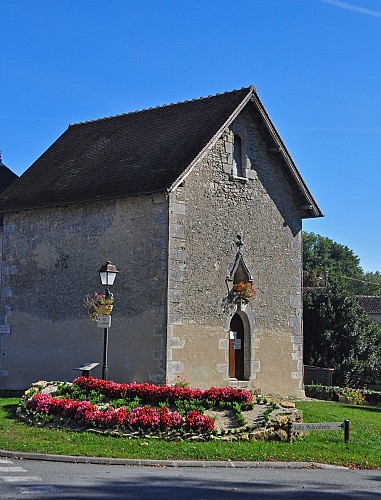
167,106 -> 304,396
1,194 -> 168,389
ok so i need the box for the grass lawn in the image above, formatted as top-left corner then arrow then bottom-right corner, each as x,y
0,396 -> 380,469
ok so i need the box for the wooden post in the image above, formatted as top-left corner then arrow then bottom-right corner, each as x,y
287,420 -> 293,442
344,419 -> 350,443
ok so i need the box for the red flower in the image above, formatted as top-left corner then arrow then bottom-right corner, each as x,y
185,410 -> 215,432
72,377 -> 252,405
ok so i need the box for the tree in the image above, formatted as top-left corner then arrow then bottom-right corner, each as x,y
362,271 -> 381,296
303,232 -> 381,387
303,232 -> 364,292
303,284 -> 381,387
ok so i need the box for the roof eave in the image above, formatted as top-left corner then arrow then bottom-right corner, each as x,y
0,187 -> 168,214
249,91 -> 323,218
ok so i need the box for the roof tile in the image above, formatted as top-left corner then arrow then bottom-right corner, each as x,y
0,87 -> 252,211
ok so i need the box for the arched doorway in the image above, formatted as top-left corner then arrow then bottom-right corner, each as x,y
229,313 -> 244,379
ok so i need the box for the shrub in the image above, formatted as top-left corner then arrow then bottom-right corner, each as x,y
338,389 -> 366,405
305,384 -> 381,405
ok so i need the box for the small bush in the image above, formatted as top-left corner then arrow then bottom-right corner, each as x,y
305,384 -> 381,405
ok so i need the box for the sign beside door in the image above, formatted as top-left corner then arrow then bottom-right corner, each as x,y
233,339 -> 241,350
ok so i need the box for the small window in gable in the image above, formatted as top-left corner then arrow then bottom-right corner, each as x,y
233,134 -> 245,178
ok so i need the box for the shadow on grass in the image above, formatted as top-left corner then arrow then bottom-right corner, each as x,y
1,403 -> 19,420
342,404 -> 381,413
0,393 -> 23,420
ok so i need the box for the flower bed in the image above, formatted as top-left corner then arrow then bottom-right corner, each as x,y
18,379 -> 301,442
24,393 -> 214,432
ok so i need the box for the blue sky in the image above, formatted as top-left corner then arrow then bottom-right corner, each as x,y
1,0 -> 380,271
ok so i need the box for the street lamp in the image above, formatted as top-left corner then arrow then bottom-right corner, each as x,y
99,260 -> 119,295
98,261 -> 119,380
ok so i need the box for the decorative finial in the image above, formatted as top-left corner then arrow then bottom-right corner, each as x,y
236,234 -> 243,251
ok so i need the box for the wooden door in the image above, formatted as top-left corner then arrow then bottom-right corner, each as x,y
229,314 -> 244,379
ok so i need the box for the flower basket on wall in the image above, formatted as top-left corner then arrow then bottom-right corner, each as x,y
231,281 -> 256,305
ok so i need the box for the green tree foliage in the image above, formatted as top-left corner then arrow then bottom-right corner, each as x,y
303,232 -> 381,386
362,271 -> 381,296
303,232 -> 363,291
304,284 -> 381,387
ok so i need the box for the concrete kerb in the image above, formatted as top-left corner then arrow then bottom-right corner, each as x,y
0,450 -> 347,469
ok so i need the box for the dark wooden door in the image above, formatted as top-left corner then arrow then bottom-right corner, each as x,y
229,314 -> 244,379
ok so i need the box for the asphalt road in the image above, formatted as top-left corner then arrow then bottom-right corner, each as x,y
0,457 -> 381,499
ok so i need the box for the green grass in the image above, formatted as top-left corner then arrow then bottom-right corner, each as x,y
1,396 -> 380,469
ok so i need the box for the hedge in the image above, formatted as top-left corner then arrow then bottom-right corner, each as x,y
305,384 -> 381,405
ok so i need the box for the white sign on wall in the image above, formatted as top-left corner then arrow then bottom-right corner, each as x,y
234,339 -> 242,350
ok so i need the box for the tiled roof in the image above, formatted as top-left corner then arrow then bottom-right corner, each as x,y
0,157 -> 18,195
358,296 -> 381,314
0,86 -> 322,217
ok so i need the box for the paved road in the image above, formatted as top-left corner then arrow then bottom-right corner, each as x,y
0,457 -> 381,499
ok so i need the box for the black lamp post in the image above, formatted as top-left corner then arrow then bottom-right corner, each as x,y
98,261 -> 119,380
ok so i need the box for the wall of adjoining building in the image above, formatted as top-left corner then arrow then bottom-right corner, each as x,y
0,194 -> 168,389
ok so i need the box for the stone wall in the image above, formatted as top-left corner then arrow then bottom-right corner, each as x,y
0,225 -> 8,385
167,107 -> 304,396
0,194 -> 168,389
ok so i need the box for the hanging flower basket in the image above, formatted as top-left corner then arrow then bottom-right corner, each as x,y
232,281 -> 256,304
84,292 -> 115,321
97,304 -> 113,316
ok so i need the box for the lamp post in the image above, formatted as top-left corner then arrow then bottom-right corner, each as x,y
98,261 -> 119,380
